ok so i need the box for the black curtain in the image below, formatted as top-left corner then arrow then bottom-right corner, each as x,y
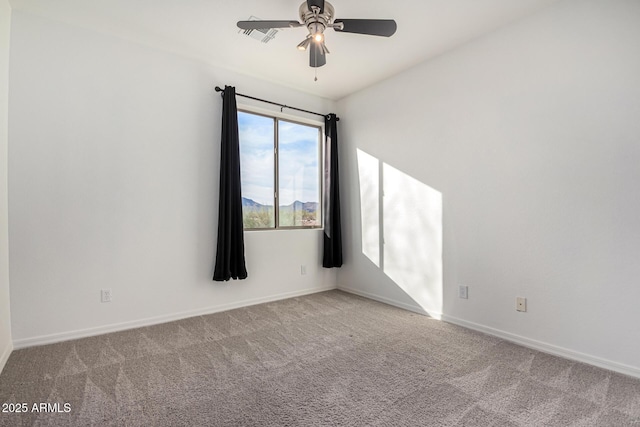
323,114 -> 343,268
213,86 -> 248,281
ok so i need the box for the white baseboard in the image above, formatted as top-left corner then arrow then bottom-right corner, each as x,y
13,285 -> 337,350
339,285 -> 440,318
442,315 -> 640,378
441,314 -> 640,379
0,340 -> 13,374
337,285 -> 640,379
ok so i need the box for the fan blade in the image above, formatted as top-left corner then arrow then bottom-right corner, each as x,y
307,0 -> 325,14
237,20 -> 302,30
333,19 -> 397,37
309,42 -> 326,68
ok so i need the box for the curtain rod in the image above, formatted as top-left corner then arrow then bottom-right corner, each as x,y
215,86 -> 339,121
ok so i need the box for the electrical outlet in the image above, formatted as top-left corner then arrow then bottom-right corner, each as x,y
516,297 -> 526,312
101,289 -> 112,303
300,265 -> 307,275
459,285 -> 468,299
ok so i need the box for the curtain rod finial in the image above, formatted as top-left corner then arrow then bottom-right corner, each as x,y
215,86 -> 224,92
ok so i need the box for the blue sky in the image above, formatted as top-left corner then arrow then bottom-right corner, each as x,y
238,111 -> 320,206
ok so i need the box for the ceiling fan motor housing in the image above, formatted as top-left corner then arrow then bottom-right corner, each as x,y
299,1 -> 335,37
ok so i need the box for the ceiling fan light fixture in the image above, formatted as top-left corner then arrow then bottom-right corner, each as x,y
313,32 -> 324,42
297,38 -> 311,51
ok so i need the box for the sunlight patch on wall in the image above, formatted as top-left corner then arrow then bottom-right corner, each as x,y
357,149 -> 380,268
356,149 -> 443,317
383,163 -> 443,317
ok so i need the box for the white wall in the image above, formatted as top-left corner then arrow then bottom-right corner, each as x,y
8,11 -> 336,346
337,0 -> 640,376
0,0 -> 13,372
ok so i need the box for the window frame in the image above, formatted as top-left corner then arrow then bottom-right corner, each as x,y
237,104 -> 324,231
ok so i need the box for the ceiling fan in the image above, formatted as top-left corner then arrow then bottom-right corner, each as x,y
237,0 -> 397,68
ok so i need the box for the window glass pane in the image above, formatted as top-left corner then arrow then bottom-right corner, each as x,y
278,120 -> 321,227
238,111 -> 275,228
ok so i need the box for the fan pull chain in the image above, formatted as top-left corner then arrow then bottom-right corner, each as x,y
314,46 -> 318,81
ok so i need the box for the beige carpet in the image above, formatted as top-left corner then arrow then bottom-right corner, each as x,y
1,290 -> 639,426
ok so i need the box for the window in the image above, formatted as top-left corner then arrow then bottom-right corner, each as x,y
238,109 -> 322,229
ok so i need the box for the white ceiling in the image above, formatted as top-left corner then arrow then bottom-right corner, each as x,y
9,0 -> 561,100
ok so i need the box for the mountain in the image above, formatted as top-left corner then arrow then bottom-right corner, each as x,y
286,200 -> 319,213
242,197 -> 318,212
242,197 -> 270,209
